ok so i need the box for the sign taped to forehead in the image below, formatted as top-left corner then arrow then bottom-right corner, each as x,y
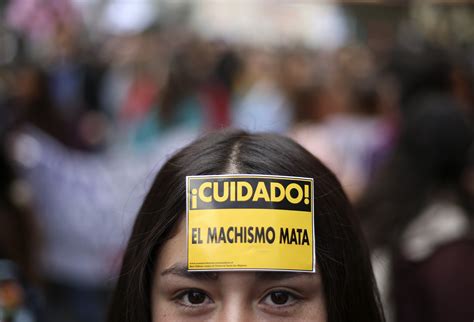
186,174 -> 315,272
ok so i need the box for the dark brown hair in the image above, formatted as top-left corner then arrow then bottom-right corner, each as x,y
108,130 -> 385,322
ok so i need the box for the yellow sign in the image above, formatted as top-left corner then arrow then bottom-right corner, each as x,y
186,174 -> 315,272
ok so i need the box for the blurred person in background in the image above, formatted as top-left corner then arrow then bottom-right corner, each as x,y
290,45 -> 395,200
5,64 -> 82,149
201,47 -> 242,129
100,26 -> 165,148
131,36 -> 222,146
388,41 -> 474,121
8,126 -> 175,322
357,93 -> 474,322
1,61 -> 113,321
157,37 -> 215,131
47,23 -> 109,151
231,47 -> 293,133
0,141 -> 41,322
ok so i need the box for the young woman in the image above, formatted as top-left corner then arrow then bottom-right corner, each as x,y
107,130 -> 385,322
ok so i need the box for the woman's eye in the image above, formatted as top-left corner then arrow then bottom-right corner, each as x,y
176,289 -> 212,306
270,291 -> 290,305
261,290 -> 299,306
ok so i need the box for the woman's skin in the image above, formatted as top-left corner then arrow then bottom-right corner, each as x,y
152,219 -> 327,322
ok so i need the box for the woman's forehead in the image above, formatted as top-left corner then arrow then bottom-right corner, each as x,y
155,219 -> 320,283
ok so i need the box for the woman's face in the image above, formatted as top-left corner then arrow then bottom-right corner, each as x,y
152,219 -> 327,322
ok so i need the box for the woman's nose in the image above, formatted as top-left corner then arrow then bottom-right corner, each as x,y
214,298 -> 255,322
212,272 -> 259,322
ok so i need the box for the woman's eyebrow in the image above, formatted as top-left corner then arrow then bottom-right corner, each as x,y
161,264 -> 317,281
160,264 -> 219,280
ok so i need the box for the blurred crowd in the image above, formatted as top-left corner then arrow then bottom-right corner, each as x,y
0,1 -> 473,322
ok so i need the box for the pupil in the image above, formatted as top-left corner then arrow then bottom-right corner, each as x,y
188,291 -> 205,304
271,291 -> 289,305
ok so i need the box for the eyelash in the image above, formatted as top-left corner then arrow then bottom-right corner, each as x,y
173,289 -> 213,309
260,289 -> 302,309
